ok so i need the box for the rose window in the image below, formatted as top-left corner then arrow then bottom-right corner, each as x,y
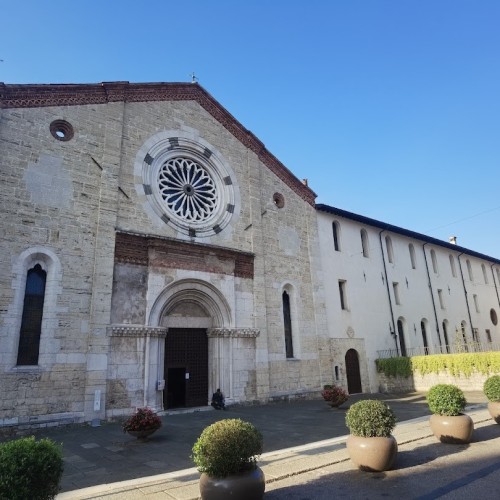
158,158 -> 218,222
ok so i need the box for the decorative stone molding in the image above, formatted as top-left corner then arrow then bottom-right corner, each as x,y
109,325 -> 167,338
207,328 -> 260,338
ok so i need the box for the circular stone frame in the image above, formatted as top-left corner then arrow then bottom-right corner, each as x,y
273,192 -> 285,209
135,131 -> 240,238
50,120 -> 74,141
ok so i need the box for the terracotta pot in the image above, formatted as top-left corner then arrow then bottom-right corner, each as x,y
487,401 -> 500,424
199,466 -> 265,500
429,414 -> 473,444
346,435 -> 398,472
127,428 -> 158,440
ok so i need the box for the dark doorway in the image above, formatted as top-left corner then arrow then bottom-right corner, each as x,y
397,320 -> 407,357
345,349 -> 362,394
164,328 -> 208,409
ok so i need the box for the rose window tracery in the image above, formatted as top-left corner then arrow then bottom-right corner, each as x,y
158,157 -> 218,222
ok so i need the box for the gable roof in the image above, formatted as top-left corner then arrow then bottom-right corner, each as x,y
0,81 -> 316,206
316,203 -> 500,264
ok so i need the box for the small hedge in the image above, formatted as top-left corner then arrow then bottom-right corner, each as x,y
484,375 -> 500,402
0,436 -> 63,500
376,352 -> 500,378
426,384 -> 466,416
192,419 -> 263,478
345,400 -> 396,438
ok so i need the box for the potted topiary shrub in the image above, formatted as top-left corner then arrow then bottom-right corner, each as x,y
192,418 -> 265,500
345,399 -> 398,472
483,375 -> 500,424
426,384 -> 473,444
122,407 -> 162,440
321,384 -> 349,408
0,436 -> 63,500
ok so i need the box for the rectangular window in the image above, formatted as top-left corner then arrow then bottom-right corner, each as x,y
393,282 -> 400,305
472,328 -> 479,343
486,329 -> 492,343
437,289 -> 445,310
338,280 -> 347,310
473,294 -> 480,313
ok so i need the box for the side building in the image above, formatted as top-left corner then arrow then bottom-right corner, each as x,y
316,204 -> 500,392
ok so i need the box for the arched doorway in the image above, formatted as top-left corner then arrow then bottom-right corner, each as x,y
345,349 -> 362,394
150,279 -> 232,410
397,319 -> 407,357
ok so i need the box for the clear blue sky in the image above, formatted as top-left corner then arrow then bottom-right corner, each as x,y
2,1 -> 499,258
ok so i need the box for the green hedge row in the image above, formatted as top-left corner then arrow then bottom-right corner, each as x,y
376,352 -> 500,378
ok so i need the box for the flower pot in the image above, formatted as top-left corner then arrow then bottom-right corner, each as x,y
346,435 -> 397,472
487,402 -> 500,424
127,428 -> 158,440
429,414 -> 473,444
199,466 -> 265,500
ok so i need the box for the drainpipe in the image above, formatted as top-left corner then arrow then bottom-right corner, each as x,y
422,243 -> 442,351
457,253 -> 475,338
379,230 -> 399,355
491,264 -> 500,308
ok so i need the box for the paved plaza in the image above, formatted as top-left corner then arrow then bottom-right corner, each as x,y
2,391 -> 498,499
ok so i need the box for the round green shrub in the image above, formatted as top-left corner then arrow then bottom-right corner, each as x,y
0,436 -> 63,500
426,384 -> 466,416
483,375 -> 500,402
192,418 -> 263,478
345,400 -> 396,437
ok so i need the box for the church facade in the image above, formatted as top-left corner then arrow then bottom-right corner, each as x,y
1,82 -> 499,428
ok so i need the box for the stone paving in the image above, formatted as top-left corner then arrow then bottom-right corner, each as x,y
0,391 -> 491,498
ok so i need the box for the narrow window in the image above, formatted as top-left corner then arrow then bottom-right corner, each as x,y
385,235 -> 394,264
431,249 -> 438,274
486,329 -> 492,343
393,282 -> 400,305
421,320 -> 429,355
360,229 -> 369,258
282,291 -> 294,358
497,268 -> 500,286
473,294 -> 480,313
437,289 -> 445,309
442,321 -> 450,353
482,264 -> 488,284
409,244 -> 416,269
338,280 -> 347,310
397,319 -> 407,357
449,254 -> 457,277
466,259 -> 474,281
461,321 -> 468,351
472,328 -> 479,343
17,264 -> 47,365
332,222 -> 340,252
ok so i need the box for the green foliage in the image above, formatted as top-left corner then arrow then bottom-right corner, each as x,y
345,400 -> 396,438
192,419 -> 263,478
484,375 -> 500,402
0,436 -> 63,500
375,357 -> 412,378
321,384 -> 349,407
426,384 -> 466,416
376,352 -> 500,378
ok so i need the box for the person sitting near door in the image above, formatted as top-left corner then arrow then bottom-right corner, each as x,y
211,388 -> 226,410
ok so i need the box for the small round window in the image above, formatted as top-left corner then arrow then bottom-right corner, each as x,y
273,192 -> 285,209
50,120 -> 74,141
491,309 -> 498,326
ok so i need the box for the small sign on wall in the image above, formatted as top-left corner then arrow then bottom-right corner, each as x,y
185,372 -> 190,380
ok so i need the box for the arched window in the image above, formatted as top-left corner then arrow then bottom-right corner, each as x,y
409,244 -> 416,269
466,260 -> 474,281
431,249 -> 438,274
17,264 -> 47,365
442,320 -> 450,353
385,235 -> 394,264
449,254 -> 457,277
360,229 -> 369,258
461,320 -> 469,351
482,264 -> 488,284
282,291 -> 294,358
397,319 -> 407,357
421,320 -> 429,355
332,221 -> 341,252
